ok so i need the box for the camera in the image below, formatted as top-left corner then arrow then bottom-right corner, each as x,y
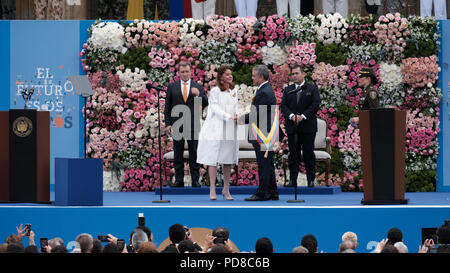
97,235 -> 109,242
138,213 -> 145,226
40,238 -> 48,253
184,226 -> 190,237
117,239 -> 125,252
24,224 -> 31,237
213,237 -> 228,245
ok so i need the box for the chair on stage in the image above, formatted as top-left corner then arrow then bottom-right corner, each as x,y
282,118 -> 332,186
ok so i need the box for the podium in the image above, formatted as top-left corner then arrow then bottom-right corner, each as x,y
0,109 -> 50,203
359,108 -> 408,205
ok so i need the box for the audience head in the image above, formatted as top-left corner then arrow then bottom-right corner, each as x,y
255,237 -> 273,253
292,246 -> 309,253
301,234 -> 318,253
24,245 -> 38,253
178,240 -> 198,253
92,239 -> 103,253
136,225 -> 153,242
131,229 -> 148,251
393,242 -> 408,253
48,237 -> 64,249
52,245 -> 68,253
437,225 -> 450,245
338,240 -> 356,253
209,244 -> 231,253
161,244 -> 179,253
75,233 -> 94,253
380,244 -> 399,253
212,227 -> 230,245
387,228 -> 403,245
6,242 -> 25,253
102,243 -> 120,253
341,231 -> 358,248
137,242 -> 158,253
169,224 -> 187,244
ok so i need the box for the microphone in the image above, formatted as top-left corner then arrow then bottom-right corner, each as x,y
287,84 -> 306,95
146,82 -> 165,91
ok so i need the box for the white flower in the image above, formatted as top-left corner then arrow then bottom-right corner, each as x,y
88,22 -> 127,54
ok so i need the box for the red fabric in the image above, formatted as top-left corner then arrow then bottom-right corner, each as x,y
195,0 -> 207,2
184,0 -> 192,18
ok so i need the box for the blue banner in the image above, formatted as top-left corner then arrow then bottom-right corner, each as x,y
9,21 -> 81,185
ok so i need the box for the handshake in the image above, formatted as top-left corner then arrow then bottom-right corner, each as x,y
231,114 -> 244,124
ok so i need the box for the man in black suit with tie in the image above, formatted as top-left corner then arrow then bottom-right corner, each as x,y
164,62 -> 208,187
235,65 -> 279,201
281,65 -> 321,188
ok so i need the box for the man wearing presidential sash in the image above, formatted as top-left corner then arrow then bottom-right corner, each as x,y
237,65 -> 280,201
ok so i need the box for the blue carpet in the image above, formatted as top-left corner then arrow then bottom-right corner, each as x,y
155,185 -> 341,195
1,191 -> 450,207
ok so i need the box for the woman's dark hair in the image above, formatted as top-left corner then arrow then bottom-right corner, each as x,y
217,65 -> 235,91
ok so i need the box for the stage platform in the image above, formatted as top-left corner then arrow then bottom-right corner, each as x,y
1,188 -> 449,253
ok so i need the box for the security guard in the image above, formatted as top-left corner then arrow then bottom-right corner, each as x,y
357,67 -> 379,110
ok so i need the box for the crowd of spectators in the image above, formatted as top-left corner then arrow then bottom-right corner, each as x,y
1,224 -> 449,254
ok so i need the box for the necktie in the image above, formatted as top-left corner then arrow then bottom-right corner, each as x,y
296,85 -> 301,103
183,82 -> 188,103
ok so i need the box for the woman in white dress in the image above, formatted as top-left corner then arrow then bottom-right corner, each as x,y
197,65 -> 239,200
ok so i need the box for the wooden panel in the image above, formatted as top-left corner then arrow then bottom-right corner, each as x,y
394,110 -> 406,200
36,111 -> 50,202
359,110 -> 373,201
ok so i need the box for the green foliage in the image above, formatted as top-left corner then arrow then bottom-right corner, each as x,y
405,170 -> 436,192
119,47 -> 152,73
315,43 -> 347,66
335,105 -> 357,132
404,39 -> 437,58
232,63 -> 255,86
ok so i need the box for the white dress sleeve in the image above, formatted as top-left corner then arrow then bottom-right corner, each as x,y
209,87 -> 232,121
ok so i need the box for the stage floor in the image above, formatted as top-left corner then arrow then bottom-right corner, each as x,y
1,188 -> 450,253
1,188 -> 449,207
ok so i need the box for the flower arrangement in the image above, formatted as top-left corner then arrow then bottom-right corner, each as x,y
82,15 -> 441,192
261,40 -> 287,66
148,46 -> 176,69
315,13 -> 348,45
374,13 -> 410,62
346,14 -> 377,45
285,41 -> 316,67
312,62 -> 349,89
205,15 -> 233,42
287,14 -> 317,43
253,14 -> 290,46
235,42 -> 262,64
88,21 -> 127,54
401,55 -> 439,88
179,18 -> 210,48
199,39 -> 237,67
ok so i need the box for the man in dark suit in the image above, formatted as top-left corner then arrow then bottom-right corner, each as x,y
281,65 -> 321,188
235,65 -> 279,201
164,62 -> 208,187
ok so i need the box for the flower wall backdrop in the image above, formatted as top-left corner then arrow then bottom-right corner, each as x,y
80,14 -> 441,192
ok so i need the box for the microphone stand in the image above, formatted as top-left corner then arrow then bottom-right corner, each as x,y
147,83 -> 171,203
287,85 -> 305,203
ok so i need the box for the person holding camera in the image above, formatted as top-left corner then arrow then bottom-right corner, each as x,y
420,225 -> 450,253
203,227 -> 234,253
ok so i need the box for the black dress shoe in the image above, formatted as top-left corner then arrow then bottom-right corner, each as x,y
269,195 -> 279,201
284,182 -> 297,187
171,181 -> 184,187
244,195 -> 268,201
192,181 -> 201,187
